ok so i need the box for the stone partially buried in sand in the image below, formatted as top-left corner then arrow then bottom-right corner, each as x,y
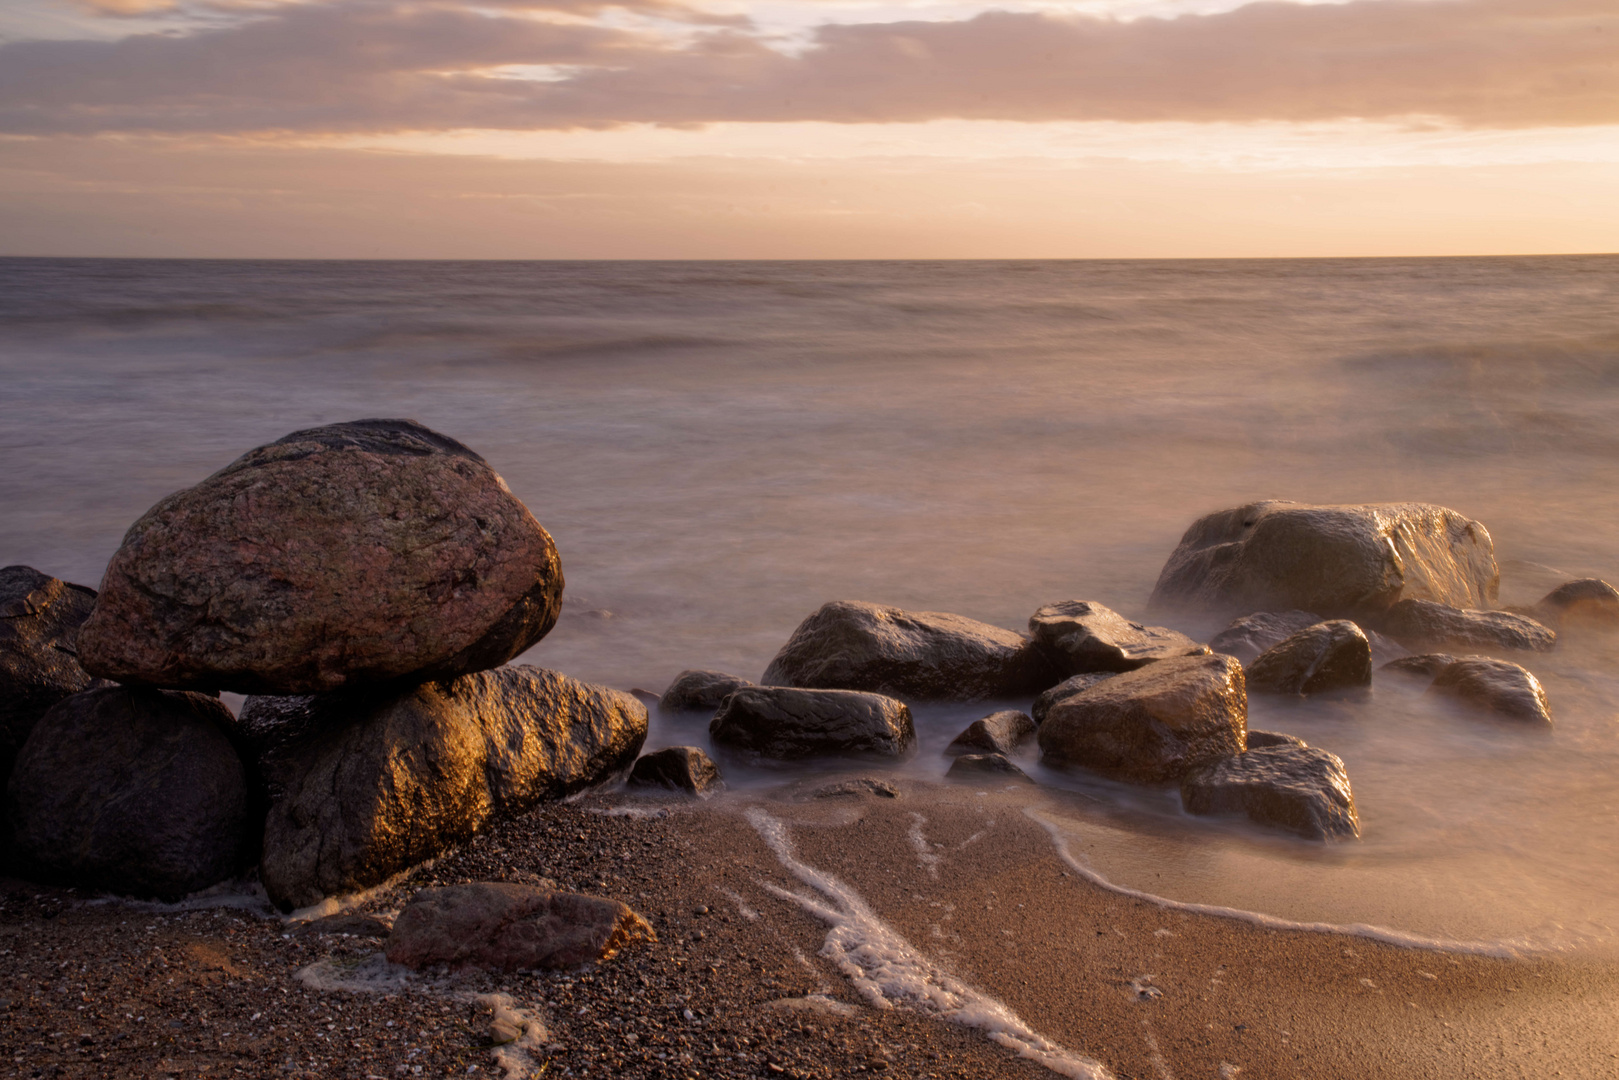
710,687 -> 914,761
1028,600 -> 1207,677
78,419 -> 564,695
386,883 -> 655,972
1429,657 -> 1553,726
1246,620 -> 1372,696
658,670 -> 755,713
1378,598 -> 1555,654
628,746 -> 723,796
946,752 -> 1030,780
1180,746 -> 1360,841
944,710 -> 1036,757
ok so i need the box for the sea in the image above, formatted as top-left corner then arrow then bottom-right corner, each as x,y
3,255 -> 1618,957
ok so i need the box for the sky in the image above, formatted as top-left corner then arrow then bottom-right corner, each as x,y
1,0 -> 1617,258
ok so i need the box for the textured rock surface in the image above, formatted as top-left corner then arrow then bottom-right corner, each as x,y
1246,620 -> 1372,696
79,419 -> 564,695
946,753 -> 1030,780
6,687 -> 249,899
1245,729 -> 1307,749
1207,610 -> 1322,664
658,670 -> 755,713
251,666 -> 647,910
1380,653 -> 1462,678
1378,599 -> 1555,653
1430,658 -> 1554,726
1028,600 -> 1207,677
709,687 -> 914,760
1180,746 -> 1360,840
1030,672 -> 1117,725
627,746 -> 723,796
944,710 -> 1036,757
760,601 -> 1055,701
1534,578 -> 1619,628
386,883 -> 654,972
1038,653 -> 1247,784
1149,501 -> 1498,619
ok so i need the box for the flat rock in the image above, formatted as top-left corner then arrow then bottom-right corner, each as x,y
1148,501 -> 1499,619
805,777 -> 901,800
1245,729 -> 1307,749
944,710 -> 1036,757
1378,598 -> 1555,653
5,687 -> 249,899
627,746 -> 722,796
1534,578 -> 1619,628
1028,600 -> 1208,677
658,670 -> 755,712
1430,657 -> 1553,726
1038,653 -> 1247,784
710,687 -> 914,760
1246,620 -> 1372,696
1030,672 -> 1117,725
760,601 -> 1055,701
946,753 -> 1030,780
1180,746 -> 1360,840
79,419 -> 564,694
1380,653 -> 1462,678
386,883 -> 655,972
249,665 -> 647,910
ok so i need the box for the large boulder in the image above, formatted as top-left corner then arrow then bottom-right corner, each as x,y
627,746 -> 723,796
6,688 -> 249,899
659,670 -> 755,713
1030,672 -> 1116,724
386,883 -> 655,972
1245,620 -> 1372,696
1378,599 -> 1555,653
709,687 -> 915,760
1180,746 -> 1360,841
944,710 -> 1036,757
1533,579 -> 1619,629
1148,501 -> 1498,619
1028,601 -> 1207,677
1430,657 -> 1553,726
1038,654 -> 1247,784
249,665 -> 646,910
79,419 -> 564,695
760,601 -> 1055,701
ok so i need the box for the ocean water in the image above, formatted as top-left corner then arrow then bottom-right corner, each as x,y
4,255 -> 1619,955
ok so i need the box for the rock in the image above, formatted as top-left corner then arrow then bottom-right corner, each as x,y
709,687 -> 915,760
294,913 -> 393,939
385,883 -> 655,972
1038,654 -> 1247,784
1148,501 -> 1499,619
805,777 -> 900,800
1378,598 -> 1555,653
1430,658 -> 1553,726
79,419 -> 564,695
759,601 -> 1055,701
1208,610 -> 1321,664
1380,653 -> 1461,678
5,688 -> 249,899
658,670 -> 755,713
1246,620 -> 1372,696
1180,746 -> 1360,840
1534,579 -> 1619,628
627,746 -> 722,796
250,665 -> 646,910
944,710 -> 1036,757
1245,729 -> 1306,749
1028,600 -> 1208,677
1030,672 -> 1117,725
946,753 -> 1030,780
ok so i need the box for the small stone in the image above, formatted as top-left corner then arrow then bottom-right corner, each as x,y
1208,611 -> 1322,664
1028,600 -> 1207,677
1534,578 -> 1619,629
1246,620 -> 1372,696
1180,746 -> 1360,840
1378,599 -> 1555,654
710,687 -> 914,760
1244,730 -> 1306,749
1429,657 -> 1553,726
658,671 -> 755,713
806,777 -> 901,800
1380,653 -> 1461,679
943,710 -> 1036,757
627,746 -> 723,796
946,753 -> 1030,780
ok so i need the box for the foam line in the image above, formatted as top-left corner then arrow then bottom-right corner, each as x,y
745,807 -> 1113,1080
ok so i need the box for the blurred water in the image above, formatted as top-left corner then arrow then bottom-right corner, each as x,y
3,255 -> 1619,952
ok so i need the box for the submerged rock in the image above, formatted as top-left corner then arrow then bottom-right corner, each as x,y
1534,579 -> 1619,629
658,670 -> 755,713
1148,501 -> 1499,619
628,746 -> 723,796
1245,729 -> 1307,749
386,883 -> 655,972
709,687 -> 914,761
760,601 -> 1055,701
1380,653 -> 1461,678
944,710 -> 1036,757
1038,653 -> 1247,784
1246,620 -> 1372,696
1430,658 -> 1553,726
1028,600 -> 1207,677
1378,598 -> 1555,653
79,419 -> 564,695
946,753 -> 1030,780
1180,746 -> 1360,841
1030,672 -> 1117,725
6,687 -> 249,899
1207,610 -> 1322,664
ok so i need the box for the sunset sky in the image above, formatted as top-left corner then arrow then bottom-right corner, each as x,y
2,0 -> 1617,258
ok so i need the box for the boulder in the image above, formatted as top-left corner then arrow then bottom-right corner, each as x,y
709,687 -> 914,760
1028,600 -> 1207,677
6,687 -> 249,899
1245,729 -> 1307,749
946,753 -> 1030,780
1534,579 -> 1619,628
658,670 -> 755,713
1246,620 -> 1372,696
1378,599 -> 1555,653
386,883 -> 655,972
1430,658 -> 1553,726
627,746 -> 723,796
1038,654 -> 1247,784
249,665 -> 646,910
944,710 -> 1036,757
1180,746 -> 1360,841
1380,653 -> 1461,678
760,601 -> 1055,701
1148,501 -> 1498,619
1030,672 -> 1116,725
1208,610 -> 1321,664
79,419 -> 564,695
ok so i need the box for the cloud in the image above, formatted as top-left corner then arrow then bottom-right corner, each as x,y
1,0 -> 1616,134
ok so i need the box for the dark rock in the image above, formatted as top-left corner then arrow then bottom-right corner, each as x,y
250,665 -> 647,910
710,687 -> 914,761
628,746 -> 722,796
1246,620 -> 1372,696
658,670 -> 755,712
1534,578 -> 1619,628
1380,653 -> 1461,678
760,601 -> 1055,701
1245,729 -> 1307,749
386,883 -> 655,972
6,688 -> 249,899
1149,501 -> 1499,619
1030,672 -> 1117,725
295,913 -> 393,939
1028,600 -> 1208,677
1208,610 -> 1321,664
1430,658 -> 1553,726
944,710 -> 1036,757
946,753 -> 1030,780
1038,654 -> 1247,784
1180,746 -> 1360,840
79,419 -> 564,695
806,777 -> 901,800
1378,598 -> 1555,653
